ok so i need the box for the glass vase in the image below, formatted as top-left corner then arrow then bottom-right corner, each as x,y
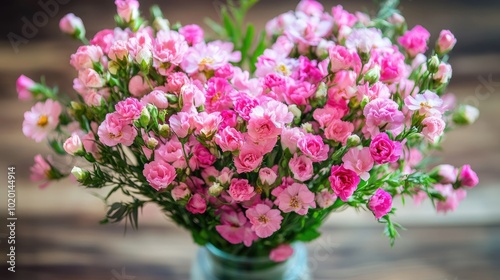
190,242 -> 311,280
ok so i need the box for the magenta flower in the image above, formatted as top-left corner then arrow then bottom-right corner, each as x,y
246,204 -> 283,238
216,210 -> 258,247
276,183 -> 316,215
368,188 -> 393,219
16,75 -> 36,101
369,133 -> 402,164
115,97 -> 144,121
269,244 -> 294,262
342,147 -> 374,181
436,30 -> 457,54
329,165 -> 360,202
23,99 -> 62,142
398,25 -> 430,57
458,165 -> 479,188
143,160 -> 177,191
186,193 -> 207,214
297,134 -> 329,162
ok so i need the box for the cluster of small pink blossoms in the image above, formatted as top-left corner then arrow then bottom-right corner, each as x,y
18,0 -> 479,261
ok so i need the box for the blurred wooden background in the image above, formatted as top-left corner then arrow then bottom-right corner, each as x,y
0,0 -> 499,279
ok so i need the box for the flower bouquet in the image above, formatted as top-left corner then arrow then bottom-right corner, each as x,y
18,0 -> 479,278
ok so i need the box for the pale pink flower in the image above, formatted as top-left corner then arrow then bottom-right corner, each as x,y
155,138 -> 185,165
312,106 -> 345,129
90,29 -> 115,53
369,132 -> 402,164
276,183 -> 316,215
434,63 -> 452,84
329,165 -> 360,202
328,45 -> 353,72
289,154 -> 314,182
324,119 -> 354,144
363,98 -> 404,137
186,193 -> 207,214
369,188 -> 393,219
115,0 -> 139,22
404,90 -> 444,117
166,72 -> 190,93
215,127 -> 243,152
128,75 -> 151,97
70,45 -> 103,71
434,184 -> 467,213
115,97 -> 144,121
247,100 -> 293,142
216,210 -> 257,247
180,83 -> 206,111
59,13 -> 85,37
280,127 -> 305,153
97,112 -> 137,146
332,5 -> 357,28
141,90 -> 169,109
285,13 -> 332,48
316,189 -> 337,208
296,0 -> 324,16
435,164 -> 458,184
143,160 -> 177,191
459,165 -> 479,188
63,134 -> 83,155
234,142 -> 264,173
345,28 -> 391,53
398,25 -> 430,57
108,40 -> 129,61
205,77 -> 235,113
16,75 -> 36,101
269,244 -> 294,262
259,167 -> 278,185
169,112 -> 193,138
181,42 -> 230,74
421,116 -> 445,143
436,30 -> 456,54
357,82 -> 391,102
30,154 -> 53,189
171,182 -> 191,201
228,178 -> 255,202
297,134 -> 329,162
23,99 -> 62,142
179,24 -> 204,45
153,30 -> 189,66
246,204 -> 283,238
342,147 -> 374,181
192,112 -> 222,139
78,68 -> 103,88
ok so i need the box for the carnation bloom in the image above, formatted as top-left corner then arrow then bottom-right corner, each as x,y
153,30 -> 189,66
186,193 -> 207,214
368,188 -> 392,219
436,29 -> 457,54
246,204 -> 283,238
276,183 -> 316,215
269,244 -> 294,262
63,134 -> 83,155
288,154 -> 314,182
23,99 -> 62,142
234,142 -> 264,173
215,127 -> 243,152
216,210 -> 258,247
297,134 -> 329,162
434,184 -> 467,213
421,116 -> 446,143
143,160 -> 177,191
398,25 -> 430,57
228,178 -> 255,202
316,189 -> 337,208
363,98 -> 404,137
329,165 -> 360,202
97,112 -> 137,146
458,164 -> 479,188
115,0 -> 139,22
342,147 -> 374,181
369,132 -> 402,164
115,97 -> 144,121
30,154 -> 53,189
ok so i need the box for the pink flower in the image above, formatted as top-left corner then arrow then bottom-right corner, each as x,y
169,112 -> 192,138
324,119 -> 354,144
90,29 -> 115,53
108,40 -> 129,61
63,134 -> 83,155
153,30 -> 189,66
205,78 -> 235,113
30,155 -> 53,189
191,144 -> 216,169
297,134 -> 329,162
328,45 -> 353,72
247,100 -> 293,142
141,90 -> 169,109
289,154 -> 314,182
180,83 -> 206,111
215,127 -> 243,152
459,165 -> 479,188
332,5 -> 357,29
171,182 -> 191,201
16,75 -> 36,101
313,106 -> 345,129
216,210 -> 257,247
329,165 -> 360,202
435,164 -> 458,184
269,244 -> 294,262
115,97 -> 144,121
398,25 -> 430,57
435,184 -> 467,213
192,112 -> 222,139
59,13 -> 85,37
368,188 -> 393,219
228,178 -> 255,202
155,138 -> 186,166
115,0 -> 139,22
143,160 -> 177,191
70,45 -> 103,71
97,112 -> 137,146
78,68 -> 103,88
404,90 -> 444,117
179,24 -> 204,45
259,167 -> 278,185
378,50 -> 405,83
297,0 -> 324,16
128,75 -> 151,97
316,189 -> 337,208
186,194 -> 207,214
436,30 -> 456,54
369,133 -> 402,164
342,147 -> 374,181
23,99 -> 62,142
166,72 -> 189,93
234,143 -> 263,173
234,95 -> 259,121
276,183 -> 316,215
434,63 -> 452,84
281,127 -> 305,153
246,204 -> 283,238
421,116 -> 445,143
363,98 -> 404,137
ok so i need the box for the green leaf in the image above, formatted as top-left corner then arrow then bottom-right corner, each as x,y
250,31 -> 267,73
296,228 -> 322,242
240,24 -> 255,66
222,7 -> 237,42
204,18 -> 226,37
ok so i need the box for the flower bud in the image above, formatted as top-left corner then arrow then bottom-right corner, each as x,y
59,13 -> 85,39
458,164 -> 479,188
108,61 -> 120,75
71,166 -> 90,182
301,122 -> 313,133
16,75 -> 36,101
436,30 -> 457,55
63,134 -> 84,156
146,137 -> 158,149
427,55 -> 440,74
139,107 -> 151,127
346,134 -> 361,147
288,104 -> 302,121
259,167 -> 278,186
158,124 -> 171,138
452,105 -> 479,125
360,95 -> 370,110
314,82 -> 327,99
364,66 -> 380,85
208,182 -> 224,197
153,17 -> 170,31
